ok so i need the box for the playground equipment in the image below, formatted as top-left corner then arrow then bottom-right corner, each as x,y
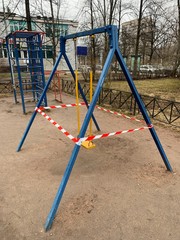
74,36 -> 95,149
6,31 -> 47,114
16,25 -> 172,231
81,70 -> 96,149
44,70 -> 62,102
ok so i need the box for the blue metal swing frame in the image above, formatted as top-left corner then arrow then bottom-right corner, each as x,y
16,25 -> 172,231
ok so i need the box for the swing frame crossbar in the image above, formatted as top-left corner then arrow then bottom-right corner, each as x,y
35,102 -> 153,145
16,25 -> 172,232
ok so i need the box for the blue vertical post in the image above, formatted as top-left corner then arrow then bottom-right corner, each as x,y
6,37 -> 18,104
14,37 -> 26,114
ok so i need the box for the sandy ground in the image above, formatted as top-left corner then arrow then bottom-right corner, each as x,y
0,92 -> 180,240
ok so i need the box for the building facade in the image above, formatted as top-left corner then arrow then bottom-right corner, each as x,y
121,17 -> 154,69
0,12 -> 78,71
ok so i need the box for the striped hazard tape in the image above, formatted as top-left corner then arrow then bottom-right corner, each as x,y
35,107 -> 78,143
39,102 -> 144,123
39,102 -> 86,110
95,105 -> 144,123
35,105 -> 153,146
76,124 -> 153,145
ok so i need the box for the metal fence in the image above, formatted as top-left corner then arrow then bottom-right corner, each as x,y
62,79 -> 180,127
0,79 -> 12,94
1,79 -> 179,127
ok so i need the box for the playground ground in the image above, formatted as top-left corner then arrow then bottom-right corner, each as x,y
0,92 -> 180,240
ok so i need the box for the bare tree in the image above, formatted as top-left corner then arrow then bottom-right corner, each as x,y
81,0 -> 120,63
172,0 -> 180,75
29,0 -> 66,65
25,0 -> 32,31
142,1 -> 173,64
90,0 -> 96,78
49,0 -> 56,65
133,0 -> 143,76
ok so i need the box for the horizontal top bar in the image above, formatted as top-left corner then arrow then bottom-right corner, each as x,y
64,25 -> 115,40
6,31 -> 45,39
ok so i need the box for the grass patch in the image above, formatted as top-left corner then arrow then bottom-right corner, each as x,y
108,78 -> 180,102
0,72 -> 12,79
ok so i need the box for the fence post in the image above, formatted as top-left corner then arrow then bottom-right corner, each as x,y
133,97 -> 137,115
62,79 -> 64,91
169,102 -> 174,124
130,93 -> 133,112
152,98 -> 156,118
119,91 -> 122,108
110,89 -> 112,104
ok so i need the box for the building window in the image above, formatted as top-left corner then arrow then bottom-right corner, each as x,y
0,43 -> 7,58
24,50 -> 27,58
0,43 -> 3,58
46,45 -> 53,58
16,44 -> 21,58
9,20 -> 36,32
42,45 -> 53,59
45,23 -> 68,37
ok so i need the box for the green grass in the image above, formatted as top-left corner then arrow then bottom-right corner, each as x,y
1,71 -> 179,102
0,73 -> 11,79
106,78 -> 180,102
0,72 -> 31,80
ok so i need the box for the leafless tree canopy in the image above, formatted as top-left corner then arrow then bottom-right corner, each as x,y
2,0 -> 180,75
79,0 -> 180,77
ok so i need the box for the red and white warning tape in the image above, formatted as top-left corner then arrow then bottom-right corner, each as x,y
35,107 -> 78,143
76,124 -> 153,145
39,102 -> 144,123
39,102 -> 86,110
35,106 -> 153,146
95,105 -> 144,123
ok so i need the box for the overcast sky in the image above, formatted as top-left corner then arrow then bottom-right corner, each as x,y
0,0 -> 177,22
0,0 -> 84,21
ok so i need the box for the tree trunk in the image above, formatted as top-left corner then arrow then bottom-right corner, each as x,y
173,0 -> 180,76
90,0 -> 96,80
25,0 -> 32,31
50,0 -> 56,65
103,0 -> 108,64
133,0 -> 143,76
117,0 -> 122,40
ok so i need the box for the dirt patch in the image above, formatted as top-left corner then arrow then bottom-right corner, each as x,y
0,93 -> 180,240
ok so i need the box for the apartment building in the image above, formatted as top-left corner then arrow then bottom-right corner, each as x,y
121,17 -> 154,69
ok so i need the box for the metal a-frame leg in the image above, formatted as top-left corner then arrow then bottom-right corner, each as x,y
44,48 -> 115,231
17,51 -> 64,151
115,48 -> 172,172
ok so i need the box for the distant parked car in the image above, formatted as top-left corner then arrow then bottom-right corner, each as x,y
140,65 -> 158,74
96,65 -> 102,71
78,65 -> 91,72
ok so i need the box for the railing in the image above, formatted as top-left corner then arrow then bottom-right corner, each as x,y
0,79 -> 36,93
0,79 -> 12,94
62,79 -> 180,127
1,79 -> 179,127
